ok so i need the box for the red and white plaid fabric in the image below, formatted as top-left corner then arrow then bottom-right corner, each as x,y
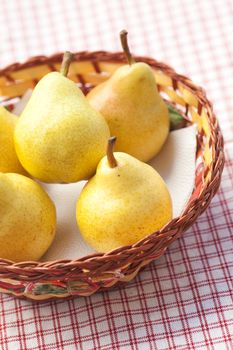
0,0 -> 233,349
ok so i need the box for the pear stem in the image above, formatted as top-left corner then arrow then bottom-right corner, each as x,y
120,30 -> 135,65
107,136 -> 117,168
60,51 -> 74,77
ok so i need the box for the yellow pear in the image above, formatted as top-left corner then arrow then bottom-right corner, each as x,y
87,30 -> 169,162
0,106 -> 26,175
76,137 -> 172,252
0,173 -> 56,262
14,52 -> 110,183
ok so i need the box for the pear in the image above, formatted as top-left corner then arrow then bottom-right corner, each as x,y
0,106 -> 26,175
14,52 -> 110,183
87,30 -> 169,162
76,137 -> 172,252
0,173 -> 56,262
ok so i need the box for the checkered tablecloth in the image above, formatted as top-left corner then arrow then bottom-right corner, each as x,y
0,0 -> 233,349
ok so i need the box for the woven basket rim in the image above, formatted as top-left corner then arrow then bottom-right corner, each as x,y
0,51 -> 224,276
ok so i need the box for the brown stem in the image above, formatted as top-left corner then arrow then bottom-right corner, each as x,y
107,136 -> 117,168
60,51 -> 74,77
120,30 -> 135,65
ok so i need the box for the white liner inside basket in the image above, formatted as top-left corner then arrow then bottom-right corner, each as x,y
13,91 -> 197,261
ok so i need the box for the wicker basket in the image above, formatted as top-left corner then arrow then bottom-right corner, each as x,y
0,52 -> 224,301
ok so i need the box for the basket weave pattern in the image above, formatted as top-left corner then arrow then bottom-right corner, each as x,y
0,52 -> 224,300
